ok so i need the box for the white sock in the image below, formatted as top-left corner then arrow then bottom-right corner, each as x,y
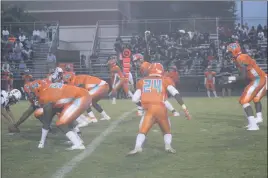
101,111 -> 109,118
164,100 -> 175,112
73,126 -> 80,134
256,112 -> 262,119
88,111 -> 96,118
66,131 -> 81,146
40,128 -> 49,144
207,91 -> 211,97
135,133 -> 145,149
128,91 -> 133,97
213,91 -> 218,97
164,134 -> 172,146
247,116 -> 256,126
76,115 -> 86,124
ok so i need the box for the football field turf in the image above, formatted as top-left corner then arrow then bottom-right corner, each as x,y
1,97 -> 267,178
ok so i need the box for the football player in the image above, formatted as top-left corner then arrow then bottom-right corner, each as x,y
108,56 -> 133,104
227,42 -> 267,130
128,63 -> 191,155
62,73 -> 111,123
204,66 -> 218,98
30,80 -> 92,150
133,54 -> 181,117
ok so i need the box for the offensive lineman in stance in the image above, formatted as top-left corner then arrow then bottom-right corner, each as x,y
132,54 -> 181,117
227,42 -> 267,130
30,80 -> 92,150
62,73 -> 111,123
128,63 -> 191,155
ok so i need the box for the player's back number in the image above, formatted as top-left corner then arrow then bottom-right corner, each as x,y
143,79 -> 162,93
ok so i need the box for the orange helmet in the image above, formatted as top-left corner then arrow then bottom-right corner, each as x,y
133,53 -> 144,62
148,63 -> 164,76
30,79 -> 47,96
62,73 -> 75,84
140,61 -> 151,75
133,53 -> 145,68
107,56 -> 117,67
227,42 -> 242,57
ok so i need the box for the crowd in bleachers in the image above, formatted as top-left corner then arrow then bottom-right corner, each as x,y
114,23 -> 267,76
1,25 -> 54,91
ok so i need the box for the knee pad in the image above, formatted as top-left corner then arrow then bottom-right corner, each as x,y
242,103 -> 250,108
34,108 -> 44,119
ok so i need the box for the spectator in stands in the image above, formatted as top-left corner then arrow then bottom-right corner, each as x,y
14,40 -> 23,48
81,54 -> 89,69
19,60 -> 27,74
47,51 -> 56,70
40,29 -> 46,43
22,46 -> 32,61
2,27 -> 9,41
235,23 -> 242,33
257,24 -> 263,33
2,60 -> 10,72
19,33 -> 26,43
13,40 -> 23,65
33,29 -> 40,42
7,51 -> 14,62
114,36 -> 123,59
258,30 -> 265,41
263,25 -> 267,38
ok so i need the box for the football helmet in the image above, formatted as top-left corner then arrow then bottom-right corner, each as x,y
148,63 -> 164,77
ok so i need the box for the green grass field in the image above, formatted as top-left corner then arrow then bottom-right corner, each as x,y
1,97 -> 267,178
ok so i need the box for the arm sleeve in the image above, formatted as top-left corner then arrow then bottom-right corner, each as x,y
132,89 -> 141,103
167,85 -> 179,96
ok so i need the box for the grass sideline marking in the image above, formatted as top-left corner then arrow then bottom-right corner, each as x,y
51,109 -> 136,178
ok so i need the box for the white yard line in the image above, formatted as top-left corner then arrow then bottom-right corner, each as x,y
51,109 -> 136,178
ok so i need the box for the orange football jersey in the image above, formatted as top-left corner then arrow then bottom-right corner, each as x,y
137,76 -> 174,106
165,71 -> 179,83
204,71 -> 216,84
110,65 -> 124,78
235,54 -> 266,80
37,83 -> 89,105
70,75 -> 102,90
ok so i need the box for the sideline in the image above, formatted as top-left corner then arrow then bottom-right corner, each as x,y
51,109 -> 136,178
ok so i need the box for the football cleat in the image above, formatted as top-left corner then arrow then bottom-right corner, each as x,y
165,146 -> 176,154
38,142 -> 44,149
127,147 -> 143,156
247,125 -> 259,131
66,144 -> 85,151
100,116 -> 111,121
89,118 -> 98,123
256,117 -> 263,124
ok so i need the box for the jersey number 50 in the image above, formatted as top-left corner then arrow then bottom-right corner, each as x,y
143,79 -> 162,93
